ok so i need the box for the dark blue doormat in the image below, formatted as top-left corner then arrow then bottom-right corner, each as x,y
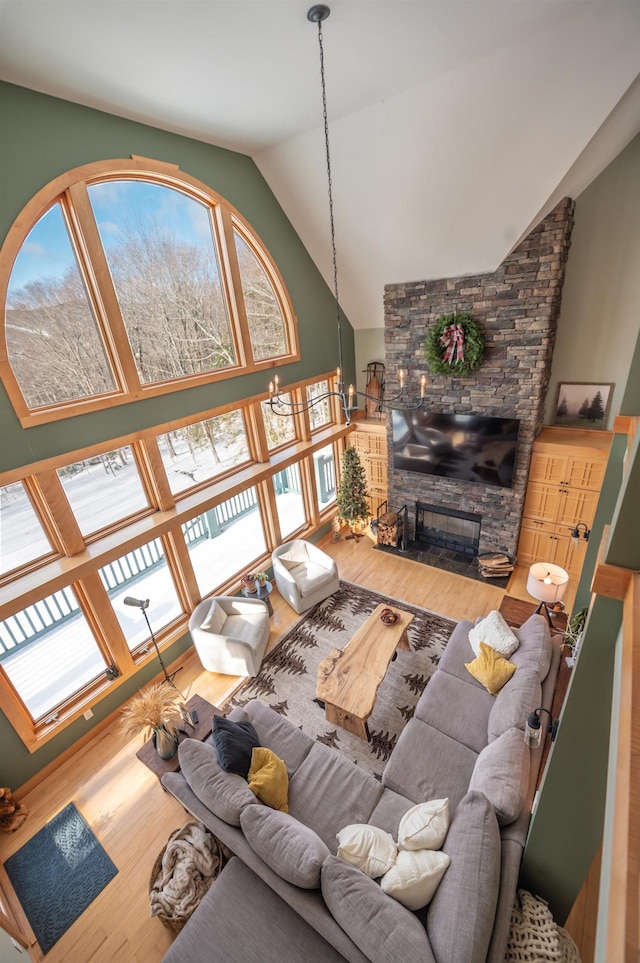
4,802 -> 118,953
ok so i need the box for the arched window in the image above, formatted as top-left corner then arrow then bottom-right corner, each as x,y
0,158 -> 298,426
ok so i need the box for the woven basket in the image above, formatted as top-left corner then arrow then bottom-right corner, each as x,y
149,825 -> 227,933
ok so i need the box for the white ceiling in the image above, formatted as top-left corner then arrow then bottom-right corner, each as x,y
1,1 -> 640,329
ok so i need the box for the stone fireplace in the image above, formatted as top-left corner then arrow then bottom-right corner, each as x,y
415,502 -> 481,558
384,199 -> 575,558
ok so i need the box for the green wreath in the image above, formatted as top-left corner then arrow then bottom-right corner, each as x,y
424,312 -> 485,377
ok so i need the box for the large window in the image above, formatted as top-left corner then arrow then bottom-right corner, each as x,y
0,147 -> 344,753
0,160 -> 299,425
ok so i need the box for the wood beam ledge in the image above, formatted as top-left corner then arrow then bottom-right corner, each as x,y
591,525 -> 633,601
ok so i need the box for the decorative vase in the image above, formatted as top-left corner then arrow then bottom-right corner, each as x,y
153,724 -> 178,760
256,577 -> 267,588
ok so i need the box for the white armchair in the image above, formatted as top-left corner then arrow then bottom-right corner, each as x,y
189,596 -> 270,677
271,539 -> 340,614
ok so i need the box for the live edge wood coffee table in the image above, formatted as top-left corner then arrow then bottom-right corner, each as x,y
316,603 -> 414,741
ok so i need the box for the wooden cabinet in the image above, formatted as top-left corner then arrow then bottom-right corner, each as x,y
349,417 -> 388,517
518,428 -> 611,580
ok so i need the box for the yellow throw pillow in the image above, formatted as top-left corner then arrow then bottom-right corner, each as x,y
465,642 -> 516,695
247,747 -> 289,813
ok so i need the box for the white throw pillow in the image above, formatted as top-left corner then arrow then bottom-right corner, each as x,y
468,610 -> 519,659
397,799 -> 450,852
336,824 -> 397,879
381,849 -> 451,910
200,599 -> 226,634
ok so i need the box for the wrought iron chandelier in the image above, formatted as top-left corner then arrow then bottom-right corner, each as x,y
268,4 -> 427,426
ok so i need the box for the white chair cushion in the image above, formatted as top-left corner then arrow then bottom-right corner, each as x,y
279,543 -> 310,565
224,613 -> 266,644
200,599 -> 226,634
294,561 -> 336,597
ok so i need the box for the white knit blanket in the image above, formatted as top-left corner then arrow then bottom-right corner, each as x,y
506,889 -> 581,963
150,821 -> 223,920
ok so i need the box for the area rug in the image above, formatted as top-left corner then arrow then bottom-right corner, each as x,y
4,802 -> 118,954
224,581 -> 456,777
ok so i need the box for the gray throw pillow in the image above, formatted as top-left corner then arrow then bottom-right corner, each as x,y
240,805 -> 330,889
427,791 -> 500,963
469,727 -> 530,825
487,668 -> 541,742
321,855 -> 435,963
178,739 -> 256,826
511,615 -> 553,680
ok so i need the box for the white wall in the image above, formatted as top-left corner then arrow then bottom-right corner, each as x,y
545,133 -> 640,427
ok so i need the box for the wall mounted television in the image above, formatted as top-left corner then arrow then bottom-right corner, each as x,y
391,410 -> 520,489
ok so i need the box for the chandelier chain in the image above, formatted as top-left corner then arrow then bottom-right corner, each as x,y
316,16 -> 343,371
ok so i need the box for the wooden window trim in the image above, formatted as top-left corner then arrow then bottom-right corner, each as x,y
0,157 -> 300,427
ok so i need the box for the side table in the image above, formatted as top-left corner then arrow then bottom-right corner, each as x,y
136,693 -> 221,782
241,580 -> 273,616
498,595 -> 568,634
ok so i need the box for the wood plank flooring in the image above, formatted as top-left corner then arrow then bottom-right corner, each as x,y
0,536 -> 577,963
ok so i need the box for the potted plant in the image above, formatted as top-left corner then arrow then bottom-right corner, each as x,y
241,573 -> 257,593
120,682 -> 182,759
254,572 -> 269,588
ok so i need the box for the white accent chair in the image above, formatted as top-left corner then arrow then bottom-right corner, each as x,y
271,539 -> 340,615
189,596 -> 270,677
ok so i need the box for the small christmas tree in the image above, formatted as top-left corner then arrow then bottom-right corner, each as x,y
336,446 -> 370,540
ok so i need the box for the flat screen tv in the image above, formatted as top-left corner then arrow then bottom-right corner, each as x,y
391,410 -> 520,489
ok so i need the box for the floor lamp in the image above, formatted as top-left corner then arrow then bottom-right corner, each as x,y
526,563 -> 569,629
123,597 -> 184,696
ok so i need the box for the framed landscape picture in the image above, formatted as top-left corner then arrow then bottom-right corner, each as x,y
553,382 -> 614,431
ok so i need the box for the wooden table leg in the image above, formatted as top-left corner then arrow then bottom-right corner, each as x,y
324,702 -> 369,741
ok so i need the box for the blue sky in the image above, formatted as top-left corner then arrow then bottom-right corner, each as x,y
8,180 -> 217,294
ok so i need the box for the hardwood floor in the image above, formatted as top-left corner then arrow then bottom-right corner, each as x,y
0,537 -> 576,962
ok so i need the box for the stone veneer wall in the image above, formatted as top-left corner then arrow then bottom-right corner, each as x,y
384,198 -> 575,557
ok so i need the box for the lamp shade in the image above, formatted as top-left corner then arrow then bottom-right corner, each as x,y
526,562 -> 569,606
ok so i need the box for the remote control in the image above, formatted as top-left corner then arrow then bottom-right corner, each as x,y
190,709 -> 199,725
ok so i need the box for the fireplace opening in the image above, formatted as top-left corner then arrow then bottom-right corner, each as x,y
415,502 -> 481,558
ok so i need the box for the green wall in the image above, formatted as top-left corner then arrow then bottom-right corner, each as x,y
0,81 -> 356,474
0,81 -> 354,787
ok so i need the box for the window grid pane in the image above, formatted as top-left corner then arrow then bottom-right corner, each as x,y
234,230 -> 287,361
157,412 -> 250,496
89,180 -> 236,383
57,445 -> 149,537
1,482 -> 54,576
306,380 -> 332,430
274,462 -> 306,539
261,396 -> 297,450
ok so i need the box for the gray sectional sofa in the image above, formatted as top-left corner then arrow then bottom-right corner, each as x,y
162,612 -> 561,963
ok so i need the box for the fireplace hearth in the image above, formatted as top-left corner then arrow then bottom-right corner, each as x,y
415,502 -> 481,559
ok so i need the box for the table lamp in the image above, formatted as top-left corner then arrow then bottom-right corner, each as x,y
526,562 -> 569,628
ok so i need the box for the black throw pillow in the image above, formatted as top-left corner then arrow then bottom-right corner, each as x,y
211,716 -> 260,778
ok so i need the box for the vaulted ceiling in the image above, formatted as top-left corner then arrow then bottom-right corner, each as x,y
1,1 -> 639,329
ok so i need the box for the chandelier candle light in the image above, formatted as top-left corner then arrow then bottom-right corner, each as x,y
267,5 -> 428,426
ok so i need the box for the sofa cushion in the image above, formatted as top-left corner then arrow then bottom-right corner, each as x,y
383,719 -> 478,814
427,791 -> 501,963
368,788 -> 419,840
240,806 -> 330,889
469,728 -> 530,825
321,856 -> 436,963
241,699 -> 314,775
397,799 -> 449,852
288,743 -> 383,851
414,670 -> 493,753
465,642 -> 516,695
437,619 -> 485,688
211,716 -> 260,778
178,739 -> 256,826
336,824 -> 397,879
468,610 -> 519,659
510,614 -> 553,681
279,542 -> 309,564
381,849 -> 451,911
488,669 -> 541,742
247,747 -> 289,812
199,599 -> 226,634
